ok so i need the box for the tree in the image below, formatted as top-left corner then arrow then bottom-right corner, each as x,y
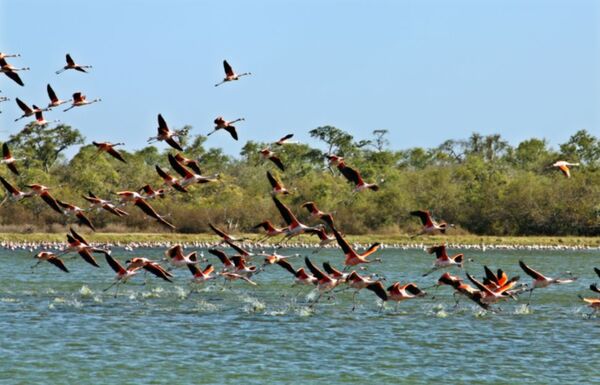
309,126 -> 355,155
371,129 -> 390,152
8,123 -> 84,172
559,129 -> 600,167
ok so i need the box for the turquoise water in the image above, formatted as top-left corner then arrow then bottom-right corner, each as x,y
0,247 -> 598,384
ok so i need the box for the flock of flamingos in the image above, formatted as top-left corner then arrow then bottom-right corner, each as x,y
0,52 -> 598,313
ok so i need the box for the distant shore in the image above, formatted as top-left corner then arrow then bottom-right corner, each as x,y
1,232 -> 599,249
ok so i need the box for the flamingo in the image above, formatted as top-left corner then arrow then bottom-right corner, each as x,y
331,227 -> 381,268
56,54 -> 92,74
410,210 -> 453,236
338,164 -> 379,192
214,60 -> 251,87
155,166 -> 188,193
164,244 -> 198,269
271,196 -> 324,243
224,239 -> 255,260
25,184 -> 64,214
301,201 -> 334,227
92,142 -> 126,163
186,263 -> 216,284
274,134 -> 298,146
0,57 -> 29,86
103,254 -> 140,296
344,270 -> 387,310
372,282 -> 427,311
579,284 -> 600,312
209,248 -> 236,272
519,260 -> 577,306
466,272 -> 520,306
304,256 -> 342,306
230,256 -> 257,277
148,114 -> 184,151
173,153 -> 202,175
221,272 -> 257,286
312,227 -> 336,251
167,154 -> 219,186
266,171 -> 289,195
46,84 -> 71,109
34,108 -> 59,126
31,251 -> 69,273
436,272 -> 489,310
421,244 -> 466,277
58,227 -> 110,268
208,116 -> 244,140
1,143 -> 21,175
124,257 -> 173,282
82,191 -> 129,217
116,191 -> 175,229
0,52 -> 20,59
259,148 -> 285,171
260,251 -> 300,267
326,154 -> 345,167
550,160 -> 580,178
63,92 -> 101,112
252,221 -> 286,241
0,176 -> 32,205
14,98 -> 47,122
276,259 -> 318,286
56,199 -> 96,231
139,184 -> 165,200
209,223 -> 243,243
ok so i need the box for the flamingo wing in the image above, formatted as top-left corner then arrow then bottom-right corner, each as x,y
48,257 -> 69,273
0,176 -> 19,194
272,196 -> 297,226
304,257 -> 326,281
5,71 -> 24,86
79,248 -> 100,268
70,227 -> 90,246
15,97 -> 31,114
47,84 -> 58,102
223,126 -> 238,141
168,154 -> 192,178
223,60 -> 234,77
107,147 -> 127,163
518,260 -> 545,280
105,253 -> 126,274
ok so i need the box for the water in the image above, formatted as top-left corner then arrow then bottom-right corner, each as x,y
0,247 -> 598,384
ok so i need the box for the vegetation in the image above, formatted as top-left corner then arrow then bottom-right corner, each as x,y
1,122 -> 599,236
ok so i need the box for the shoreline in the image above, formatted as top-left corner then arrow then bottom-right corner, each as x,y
1,232 -> 599,250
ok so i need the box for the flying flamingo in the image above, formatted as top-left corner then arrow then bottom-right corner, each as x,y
0,57 -> 29,86
266,171 -> 289,195
338,164 -> 379,192
0,52 -> 20,59
168,154 -> 219,186
57,227 -> 110,268
103,254 -> 140,297
421,244 -> 466,277
155,166 -> 188,193
304,256 -> 342,306
173,153 -> 202,174
368,281 -> 427,311
148,114 -> 184,151
124,257 -> 173,282
14,98 -> 47,122
224,239 -> 255,260
209,223 -> 244,243
311,227 -> 336,252
331,227 -> 381,268
549,160 -> 580,178
82,191 -> 129,217
56,199 -> 96,231
436,272 -> 489,310
271,196 -> 324,243
252,221 -> 286,242
92,142 -> 126,163
214,60 -> 251,87
56,54 -> 92,74
0,176 -> 32,205
274,134 -> 298,146
343,270 -> 387,311
301,201 -> 334,227
63,92 -> 101,112
186,263 -> 216,285
139,184 -> 165,200
1,143 -> 21,175
209,248 -> 236,272
208,116 -> 244,140
164,244 -> 198,269
31,251 -> 69,273
34,109 -> 59,126
116,190 -> 175,229
579,284 -> 600,312
46,84 -> 71,109
260,251 -> 300,267
259,148 -> 285,171
410,210 -> 453,236
276,259 -> 318,287
466,272 -> 520,306
26,184 -> 64,214
518,260 -> 577,306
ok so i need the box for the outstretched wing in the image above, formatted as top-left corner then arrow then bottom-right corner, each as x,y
518,260 -> 545,280
266,171 -> 280,189
70,227 -> 90,246
48,257 -> 69,273
107,147 -> 126,163
168,154 -> 192,178
15,97 -> 31,114
338,165 -> 363,186
47,84 -> 58,102
269,155 -> 285,171
5,71 -> 24,87
271,196 -> 297,226
223,60 -> 234,76
0,176 -> 19,194
410,210 -> 432,226
331,227 -> 353,255
304,257 -> 326,280
224,126 -> 238,141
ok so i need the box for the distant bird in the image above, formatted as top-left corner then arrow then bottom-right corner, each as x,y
214,60 -> 251,87
1,143 -> 21,175
116,191 -> 175,229
208,116 -> 244,140
301,201 -> 334,227
466,272 -> 520,306
92,142 -> 126,163
31,251 -> 69,273
0,57 -> 29,86
271,196 -> 323,243
56,199 -> 96,231
58,227 -> 110,268
410,210 -> 453,236
164,244 -> 198,268
519,260 -> 577,305
0,176 -> 32,205
421,244 -> 465,277
139,184 -> 165,200
338,164 -> 379,192
252,220 -> 286,241
367,281 -> 426,311
46,84 -> 71,109
436,272 -> 488,310
168,154 -> 219,187
26,184 -> 64,214
331,227 -> 381,267
56,54 -> 92,74
148,114 -> 184,151
266,171 -> 289,195
187,263 -> 216,285
82,191 -> 129,217
155,165 -> 188,193
14,98 -> 46,122
260,251 -> 300,267
124,257 -> 173,282
550,160 -> 580,178
274,134 -> 297,146
173,153 -> 202,175
259,148 -> 285,171
63,92 -> 101,112
34,108 -> 59,126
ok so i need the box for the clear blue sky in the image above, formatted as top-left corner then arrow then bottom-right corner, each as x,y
1,0 -> 598,157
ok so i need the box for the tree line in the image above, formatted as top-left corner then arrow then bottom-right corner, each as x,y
1,123 -> 599,236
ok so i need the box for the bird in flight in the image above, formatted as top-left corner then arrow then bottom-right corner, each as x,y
214,60 -> 251,87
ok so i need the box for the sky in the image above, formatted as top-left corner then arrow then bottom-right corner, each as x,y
1,0 -> 598,157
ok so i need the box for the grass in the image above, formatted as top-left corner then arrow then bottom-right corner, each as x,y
1,232 -> 599,247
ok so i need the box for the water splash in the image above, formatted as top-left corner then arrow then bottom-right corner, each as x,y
142,287 -> 164,299
79,285 -> 93,298
514,304 -> 532,315
242,296 -> 266,313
